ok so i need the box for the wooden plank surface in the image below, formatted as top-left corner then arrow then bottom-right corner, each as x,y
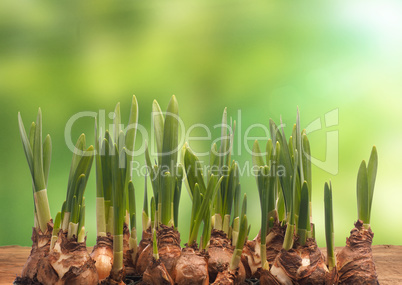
0,245 -> 401,284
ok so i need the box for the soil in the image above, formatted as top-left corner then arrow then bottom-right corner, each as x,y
0,245 -> 401,284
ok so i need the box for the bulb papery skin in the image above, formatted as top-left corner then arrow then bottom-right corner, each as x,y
241,221 -> 286,280
270,238 -> 328,285
270,264 -> 293,285
124,234 -> 138,276
241,239 -> 261,278
19,221 -> 53,282
336,220 -> 378,284
259,268 -> 282,285
175,245 -> 209,285
135,227 -> 153,275
100,267 -> 125,285
123,224 -> 136,276
157,224 -> 182,280
207,229 -> 246,282
36,230 -> 98,285
211,269 -> 236,285
264,221 -> 286,265
142,258 -> 174,285
90,233 -> 113,281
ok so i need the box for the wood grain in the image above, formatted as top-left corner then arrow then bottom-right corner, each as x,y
0,245 -> 401,284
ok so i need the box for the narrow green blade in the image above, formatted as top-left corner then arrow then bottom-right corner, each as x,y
67,134 -> 86,194
66,144 -> 94,212
233,184 -> 241,220
101,137 -> 112,201
33,108 -> 46,191
95,120 -> 104,198
258,166 -> 268,240
357,160 -> 369,224
324,182 -> 334,238
75,174 -> 87,210
237,214 -> 248,250
152,100 -> 164,166
144,141 -> 158,201
128,180 -> 136,230
43,135 -> 52,187
367,146 -> 378,219
184,147 -> 207,196
189,183 -> 201,237
270,119 -> 293,214
125,95 -> 139,162
161,95 -> 179,173
324,181 -> 335,270
189,175 -> 222,245
161,171 -> 173,226
111,144 -> 125,235
298,182 -> 309,239
143,174 -> 149,216
296,108 -> 304,185
218,108 -> 228,171
17,112 -> 34,176
267,142 -> 280,219
252,140 -> 265,170
70,195 -> 79,223
28,122 -> 36,151
153,230 -> 159,260
53,211 -> 62,232
240,193 -> 247,220
149,196 -> 155,227
113,102 -> 121,144
265,139 -> 273,169
78,204 -> 86,234
302,134 -> 312,198
174,165 -> 183,229
290,150 -> 298,225
160,96 -> 179,226
209,143 -> 219,177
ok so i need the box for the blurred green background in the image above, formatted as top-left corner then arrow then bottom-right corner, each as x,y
1,0 -> 402,248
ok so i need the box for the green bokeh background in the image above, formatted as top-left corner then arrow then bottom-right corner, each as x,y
1,0 -> 401,248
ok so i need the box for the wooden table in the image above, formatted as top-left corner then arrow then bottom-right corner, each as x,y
0,245 -> 401,284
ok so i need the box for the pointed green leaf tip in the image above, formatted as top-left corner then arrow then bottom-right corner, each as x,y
152,99 -> 164,166
357,160 -> 369,225
19,109 -> 53,232
161,95 -> 179,172
18,112 -> 34,177
184,146 -> 206,197
324,181 -> 333,232
241,193 -> 247,220
237,214 -> 248,248
367,146 -> 378,218
356,146 -> 378,227
125,95 -> 139,157
252,140 -> 264,170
